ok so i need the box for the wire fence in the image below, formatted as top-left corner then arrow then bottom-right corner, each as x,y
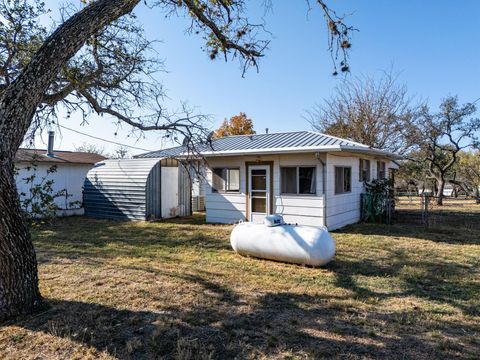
395,195 -> 480,229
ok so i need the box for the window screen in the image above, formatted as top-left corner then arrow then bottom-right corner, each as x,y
281,167 -> 297,194
212,168 -> 239,192
377,161 -> 386,179
228,169 -> 240,191
359,159 -> 371,182
335,167 -> 351,194
299,167 -> 316,194
281,167 -> 316,194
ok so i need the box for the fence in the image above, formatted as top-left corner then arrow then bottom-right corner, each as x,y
395,195 -> 480,229
360,192 -> 394,224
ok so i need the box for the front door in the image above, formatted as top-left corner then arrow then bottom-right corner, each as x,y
248,165 -> 270,223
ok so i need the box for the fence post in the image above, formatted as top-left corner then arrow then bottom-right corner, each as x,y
422,194 -> 429,228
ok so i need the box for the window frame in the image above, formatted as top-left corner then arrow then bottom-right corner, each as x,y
280,166 -> 317,195
359,159 -> 371,182
211,167 -> 240,193
334,166 -> 352,195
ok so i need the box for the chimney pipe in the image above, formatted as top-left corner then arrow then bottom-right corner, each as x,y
265,128 -> 269,134
47,131 -> 55,157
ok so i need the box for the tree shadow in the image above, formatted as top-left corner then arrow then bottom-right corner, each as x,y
338,221 -> 480,245
5,289 -> 470,359
33,216 -> 232,263
329,253 -> 479,317
20,217 -> 478,358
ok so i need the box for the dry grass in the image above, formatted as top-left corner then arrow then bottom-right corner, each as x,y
0,214 -> 479,359
396,197 -> 480,229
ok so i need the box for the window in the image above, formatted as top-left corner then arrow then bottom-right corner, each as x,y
212,168 -> 240,192
281,166 -> 316,195
359,159 -> 371,182
281,168 -> 297,194
377,161 -> 386,179
335,167 -> 351,194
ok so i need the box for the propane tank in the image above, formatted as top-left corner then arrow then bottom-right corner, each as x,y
230,217 -> 335,266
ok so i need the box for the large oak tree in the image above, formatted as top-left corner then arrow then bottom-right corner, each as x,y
410,97 -> 480,205
0,0 -> 353,319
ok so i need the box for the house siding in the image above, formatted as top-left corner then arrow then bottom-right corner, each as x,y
205,151 -> 397,230
205,153 -> 325,226
15,162 -> 93,217
325,153 -> 398,230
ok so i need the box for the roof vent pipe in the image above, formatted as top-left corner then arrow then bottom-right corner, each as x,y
47,131 -> 55,157
265,128 -> 269,134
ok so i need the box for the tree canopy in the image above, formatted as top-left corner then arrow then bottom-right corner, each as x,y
214,112 -> 255,138
402,97 -> 480,204
309,71 -> 418,154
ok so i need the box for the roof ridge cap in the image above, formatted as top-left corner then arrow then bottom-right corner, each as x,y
217,130 -> 308,139
307,131 -> 369,147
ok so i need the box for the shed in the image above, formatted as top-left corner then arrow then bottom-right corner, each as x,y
83,158 -> 191,220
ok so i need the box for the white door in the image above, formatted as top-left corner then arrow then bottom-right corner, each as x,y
248,165 -> 270,223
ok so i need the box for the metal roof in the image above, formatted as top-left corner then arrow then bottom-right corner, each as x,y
16,148 -> 106,164
136,131 -> 401,159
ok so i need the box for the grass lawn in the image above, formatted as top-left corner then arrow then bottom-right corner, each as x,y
1,214 -> 479,359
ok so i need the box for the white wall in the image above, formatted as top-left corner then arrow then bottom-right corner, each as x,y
205,152 -> 397,230
205,153 -> 325,226
15,162 -> 94,217
325,153 -> 397,230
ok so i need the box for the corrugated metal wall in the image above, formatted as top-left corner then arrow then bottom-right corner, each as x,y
178,162 -> 192,217
145,161 -> 162,220
84,158 -> 192,221
84,158 -> 161,220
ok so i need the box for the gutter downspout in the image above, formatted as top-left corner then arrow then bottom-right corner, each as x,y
315,153 -> 327,228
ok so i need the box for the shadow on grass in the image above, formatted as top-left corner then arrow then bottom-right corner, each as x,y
21,216 -> 478,358
339,221 -> 480,245
329,254 -> 479,317
6,290 -> 464,359
33,215 -> 232,262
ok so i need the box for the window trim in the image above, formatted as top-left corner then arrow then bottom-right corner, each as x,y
211,167 -> 240,193
359,158 -> 371,182
280,166 -> 317,195
334,166 -> 352,195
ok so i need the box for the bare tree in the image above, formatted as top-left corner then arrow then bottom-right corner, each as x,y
309,71 -> 418,154
74,143 -> 108,156
410,97 -> 480,205
111,146 -> 131,159
0,0 -> 353,319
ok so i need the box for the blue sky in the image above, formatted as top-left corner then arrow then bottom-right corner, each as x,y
34,1 -> 480,155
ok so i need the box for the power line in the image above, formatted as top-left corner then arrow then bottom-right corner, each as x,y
58,124 -> 154,152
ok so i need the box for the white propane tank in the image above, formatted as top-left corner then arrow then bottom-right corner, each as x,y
230,216 -> 335,266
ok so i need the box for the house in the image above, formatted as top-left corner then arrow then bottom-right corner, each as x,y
137,131 -> 401,230
417,184 -> 454,197
83,158 -> 192,220
15,131 -> 106,217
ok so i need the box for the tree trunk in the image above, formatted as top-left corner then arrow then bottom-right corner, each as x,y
0,163 -> 43,320
0,0 -> 140,320
436,179 -> 445,206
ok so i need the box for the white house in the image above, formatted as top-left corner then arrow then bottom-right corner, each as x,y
15,131 -> 106,217
137,131 -> 401,230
